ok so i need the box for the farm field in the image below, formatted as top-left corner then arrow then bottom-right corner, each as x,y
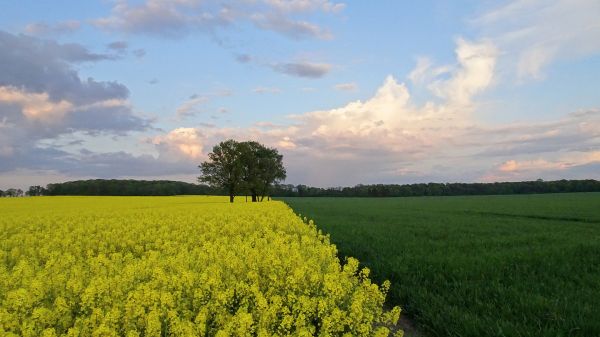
282,193 -> 600,337
0,196 -> 401,336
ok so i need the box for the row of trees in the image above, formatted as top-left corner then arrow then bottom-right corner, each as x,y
0,186 -> 47,197
199,139 -> 286,203
272,179 -> 600,197
0,188 -> 24,197
4,179 -> 600,198
43,180 -> 222,196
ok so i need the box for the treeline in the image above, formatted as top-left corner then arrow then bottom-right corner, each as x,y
0,188 -> 25,197
4,179 -> 600,198
43,180 -> 223,196
272,179 -> 600,197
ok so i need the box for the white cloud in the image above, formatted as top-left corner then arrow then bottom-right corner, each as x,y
152,127 -> 205,161
427,38 -> 498,106
473,0 -> 600,80
145,37 -> 599,186
3,33 -> 598,187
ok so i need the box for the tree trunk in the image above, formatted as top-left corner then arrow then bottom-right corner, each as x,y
251,194 -> 257,202
229,194 -> 234,203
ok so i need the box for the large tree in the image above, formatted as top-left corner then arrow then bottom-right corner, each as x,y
198,139 -> 286,203
198,139 -> 245,203
253,143 -> 286,201
239,141 -> 286,202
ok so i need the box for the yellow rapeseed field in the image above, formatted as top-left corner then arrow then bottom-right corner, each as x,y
0,196 -> 401,337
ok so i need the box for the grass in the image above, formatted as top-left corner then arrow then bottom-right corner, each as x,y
281,193 -> 600,337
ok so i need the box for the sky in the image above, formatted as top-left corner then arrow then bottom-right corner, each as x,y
1,0 -> 599,189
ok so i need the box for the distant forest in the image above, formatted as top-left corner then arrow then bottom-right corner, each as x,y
44,180 -> 223,196
272,179 -> 600,197
4,178 -> 598,197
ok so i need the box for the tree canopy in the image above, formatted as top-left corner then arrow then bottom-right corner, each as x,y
43,180 -> 220,196
199,139 -> 286,203
272,179 -> 600,197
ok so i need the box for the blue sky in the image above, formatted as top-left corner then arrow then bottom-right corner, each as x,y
1,0 -> 599,189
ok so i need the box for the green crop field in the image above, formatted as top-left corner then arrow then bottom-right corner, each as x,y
282,193 -> 600,337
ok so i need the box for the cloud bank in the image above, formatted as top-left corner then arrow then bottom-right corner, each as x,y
1,27 -> 598,188
147,39 -> 600,185
0,31 -> 153,177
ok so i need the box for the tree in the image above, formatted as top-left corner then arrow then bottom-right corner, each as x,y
253,144 -> 286,201
27,185 -> 46,196
0,189 -> 3,197
4,188 -> 23,197
238,141 -> 286,202
198,139 -> 287,203
238,141 -> 263,202
199,139 -> 245,203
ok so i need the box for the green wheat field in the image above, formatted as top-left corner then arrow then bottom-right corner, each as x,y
282,193 -> 600,337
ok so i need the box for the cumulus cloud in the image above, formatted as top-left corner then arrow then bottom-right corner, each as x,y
3,34 -> 599,187
0,86 -> 72,121
426,38 -> 498,106
152,127 -> 206,161
144,38 -> 599,186
271,61 -> 332,78
473,0 -> 600,80
0,31 -> 152,178
0,31 -> 127,105
93,0 -> 343,40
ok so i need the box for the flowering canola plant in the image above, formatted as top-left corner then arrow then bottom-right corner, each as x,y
0,196 -> 401,336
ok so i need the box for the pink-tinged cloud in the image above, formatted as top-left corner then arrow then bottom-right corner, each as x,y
152,128 -> 206,161
0,86 -> 73,121
495,152 -> 600,175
